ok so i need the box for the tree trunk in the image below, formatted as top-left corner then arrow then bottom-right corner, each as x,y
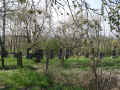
1,0 -> 6,68
46,57 -> 49,73
1,48 -> 5,68
61,49 -> 65,67
17,52 -> 23,67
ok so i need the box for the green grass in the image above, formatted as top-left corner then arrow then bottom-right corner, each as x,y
0,56 -> 88,90
0,56 -> 120,89
0,69 -> 52,88
101,56 -> 120,70
64,56 -> 90,70
64,56 -> 120,70
0,56 -> 53,89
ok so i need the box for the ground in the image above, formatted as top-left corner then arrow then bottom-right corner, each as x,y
0,56 -> 120,90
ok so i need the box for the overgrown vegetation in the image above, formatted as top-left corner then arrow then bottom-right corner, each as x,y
0,0 -> 119,89
0,56 -> 119,89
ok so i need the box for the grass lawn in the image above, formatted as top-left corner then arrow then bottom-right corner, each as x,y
0,56 -> 119,90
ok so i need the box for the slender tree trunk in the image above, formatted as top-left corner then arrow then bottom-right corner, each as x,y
62,57 -> 64,67
17,52 -> 23,67
46,57 -> 49,73
1,0 -> 6,68
46,49 -> 49,74
1,48 -> 5,68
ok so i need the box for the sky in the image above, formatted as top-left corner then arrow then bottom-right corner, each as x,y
86,0 -> 102,9
48,0 -> 111,37
86,0 -> 112,36
53,0 -> 102,22
0,0 -> 112,36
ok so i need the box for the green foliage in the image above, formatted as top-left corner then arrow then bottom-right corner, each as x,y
112,40 -> 119,47
19,0 -> 26,3
28,9 -> 35,14
82,39 -> 88,47
102,0 -> 119,31
37,10 -> 42,14
39,39 -> 60,55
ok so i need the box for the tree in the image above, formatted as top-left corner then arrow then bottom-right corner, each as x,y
0,0 -> 7,68
101,0 -> 120,37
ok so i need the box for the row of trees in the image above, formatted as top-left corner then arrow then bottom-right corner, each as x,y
0,0 -> 119,57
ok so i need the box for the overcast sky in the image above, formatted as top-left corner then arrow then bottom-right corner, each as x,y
87,0 -> 113,37
37,0 -> 111,37
86,0 -> 102,9
0,0 -> 112,36
53,0 -> 102,22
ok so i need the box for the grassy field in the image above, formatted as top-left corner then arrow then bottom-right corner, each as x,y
0,56 -> 120,90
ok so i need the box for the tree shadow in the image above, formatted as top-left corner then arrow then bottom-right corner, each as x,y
0,86 -> 35,90
0,65 -> 17,70
24,65 -> 38,70
0,65 -> 38,71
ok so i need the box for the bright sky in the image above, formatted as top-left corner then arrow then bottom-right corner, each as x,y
86,0 -> 113,37
58,0 -> 110,37
53,0 -> 102,22
0,0 -> 111,36
86,0 -> 102,9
